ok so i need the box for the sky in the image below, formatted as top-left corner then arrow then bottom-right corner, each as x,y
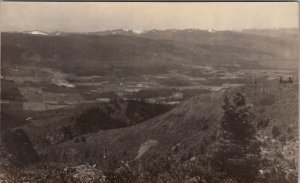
1,2 -> 298,32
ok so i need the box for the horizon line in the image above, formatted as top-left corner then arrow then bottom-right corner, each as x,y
2,27 -> 298,33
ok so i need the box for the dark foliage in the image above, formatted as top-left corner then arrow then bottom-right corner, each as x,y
272,125 -> 281,138
125,100 -> 171,122
80,136 -> 86,143
213,92 -> 261,183
257,118 -> 270,129
259,95 -> 276,106
1,112 -> 28,131
74,107 -> 126,134
2,129 -> 39,166
100,154 -> 238,183
60,99 -> 172,138
200,117 -> 210,131
1,79 -> 25,102
60,125 -> 74,140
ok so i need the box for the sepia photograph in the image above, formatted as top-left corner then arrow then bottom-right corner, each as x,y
0,2 -> 298,182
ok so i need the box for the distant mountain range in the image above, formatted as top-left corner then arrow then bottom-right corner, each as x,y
113,27 -> 297,41
2,28 -> 297,76
20,27 -> 298,39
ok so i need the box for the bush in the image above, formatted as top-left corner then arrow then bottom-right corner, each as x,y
74,138 -> 80,143
60,125 -> 73,140
201,117 -> 209,131
259,95 -> 275,106
102,154 -> 239,183
257,118 -> 270,129
80,136 -> 86,143
272,125 -> 280,138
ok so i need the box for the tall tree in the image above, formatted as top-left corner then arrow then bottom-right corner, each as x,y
214,92 -> 261,183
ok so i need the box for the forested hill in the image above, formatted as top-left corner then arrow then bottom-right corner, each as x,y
2,29 -> 297,76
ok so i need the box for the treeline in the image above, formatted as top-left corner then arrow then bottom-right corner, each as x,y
1,111 -> 38,167
60,99 -> 173,141
125,99 -> 171,122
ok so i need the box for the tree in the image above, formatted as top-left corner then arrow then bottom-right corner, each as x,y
213,92 -> 261,183
61,125 -> 73,140
280,76 -> 283,84
2,129 -> 39,166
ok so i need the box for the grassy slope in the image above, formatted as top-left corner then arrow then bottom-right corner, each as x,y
43,84 -> 297,171
21,99 -> 173,149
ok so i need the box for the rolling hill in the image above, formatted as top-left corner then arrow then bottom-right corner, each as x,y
19,99 -> 173,149
42,84 -> 297,175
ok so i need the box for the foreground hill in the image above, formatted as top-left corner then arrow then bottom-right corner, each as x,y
43,84 -> 297,174
19,99 -> 173,149
2,84 -> 297,182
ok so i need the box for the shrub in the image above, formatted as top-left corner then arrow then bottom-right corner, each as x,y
201,117 -> 210,131
199,144 -> 206,154
80,136 -> 86,143
60,125 -> 73,140
279,135 -> 286,144
102,154 -> 239,183
257,118 -> 270,129
272,125 -> 280,138
259,95 -> 275,106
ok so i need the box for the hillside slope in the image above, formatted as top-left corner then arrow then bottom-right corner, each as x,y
20,99 -> 173,149
44,84 -> 297,172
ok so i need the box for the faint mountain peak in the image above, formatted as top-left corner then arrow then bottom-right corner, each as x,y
132,30 -> 144,34
30,30 -> 48,35
208,28 -> 216,33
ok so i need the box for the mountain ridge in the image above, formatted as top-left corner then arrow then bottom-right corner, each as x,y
2,30 -> 297,77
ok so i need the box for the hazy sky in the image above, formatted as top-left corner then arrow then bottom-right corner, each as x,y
1,2 -> 298,32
